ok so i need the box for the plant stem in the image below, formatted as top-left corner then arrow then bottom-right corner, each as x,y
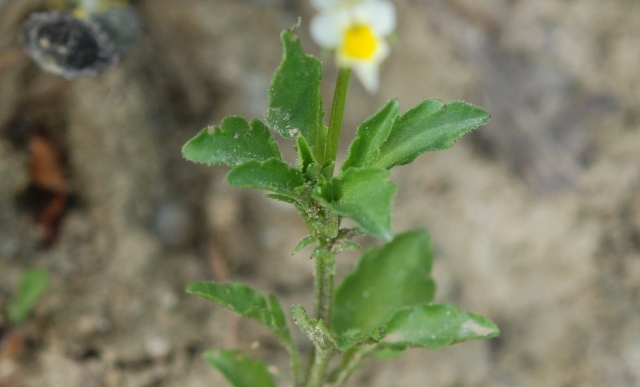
308,250 -> 335,385
307,348 -> 332,387
324,67 -> 351,177
306,66 -> 350,386
334,347 -> 375,387
288,340 -> 305,387
314,250 -> 335,324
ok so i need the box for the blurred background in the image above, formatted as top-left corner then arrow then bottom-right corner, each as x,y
1,0 -> 639,386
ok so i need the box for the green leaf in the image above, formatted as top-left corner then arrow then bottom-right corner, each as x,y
333,230 -> 435,336
291,305 -> 383,352
291,305 -> 337,351
266,26 -> 325,161
266,294 -> 289,338
374,100 -> 490,169
226,158 -> 304,196
296,135 -> 317,177
203,349 -> 276,387
183,117 -> 281,167
342,99 -> 400,171
337,240 -> 361,253
292,235 -> 317,254
265,193 -> 299,206
8,268 -> 50,324
187,282 -> 291,343
380,303 -> 500,350
313,167 -> 396,241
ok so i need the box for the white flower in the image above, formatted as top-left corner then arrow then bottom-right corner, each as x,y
310,0 -> 396,92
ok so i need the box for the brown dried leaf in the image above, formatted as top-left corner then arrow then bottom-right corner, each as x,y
27,135 -> 69,194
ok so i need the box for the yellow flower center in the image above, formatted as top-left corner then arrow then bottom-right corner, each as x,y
342,24 -> 377,60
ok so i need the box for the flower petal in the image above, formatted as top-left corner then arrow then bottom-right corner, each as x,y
352,60 -> 380,92
310,10 -> 350,48
353,1 -> 396,37
312,0 -> 382,11
310,0 -> 345,10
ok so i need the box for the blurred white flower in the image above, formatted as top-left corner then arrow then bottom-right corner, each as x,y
310,0 -> 396,92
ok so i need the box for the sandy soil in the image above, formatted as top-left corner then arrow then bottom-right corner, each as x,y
1,0 -> 640,386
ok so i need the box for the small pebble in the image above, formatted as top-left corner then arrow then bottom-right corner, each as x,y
145,334 -> 170,359
159,290 -> 179,311
154,201 -> 193,247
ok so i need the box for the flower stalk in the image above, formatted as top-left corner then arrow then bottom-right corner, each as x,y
324,67 -> 351,177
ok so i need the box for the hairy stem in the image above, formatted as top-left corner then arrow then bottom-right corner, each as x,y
288,340 -> 304,387
308,250 -> 336,383
334,347 -> 375,387
306,64 -> 350,386
314,250 -> 335,325
307,348 -> 332,387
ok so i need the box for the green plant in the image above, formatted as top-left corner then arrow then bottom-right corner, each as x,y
7,268 -> 50,325
182,5 -> 498,386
